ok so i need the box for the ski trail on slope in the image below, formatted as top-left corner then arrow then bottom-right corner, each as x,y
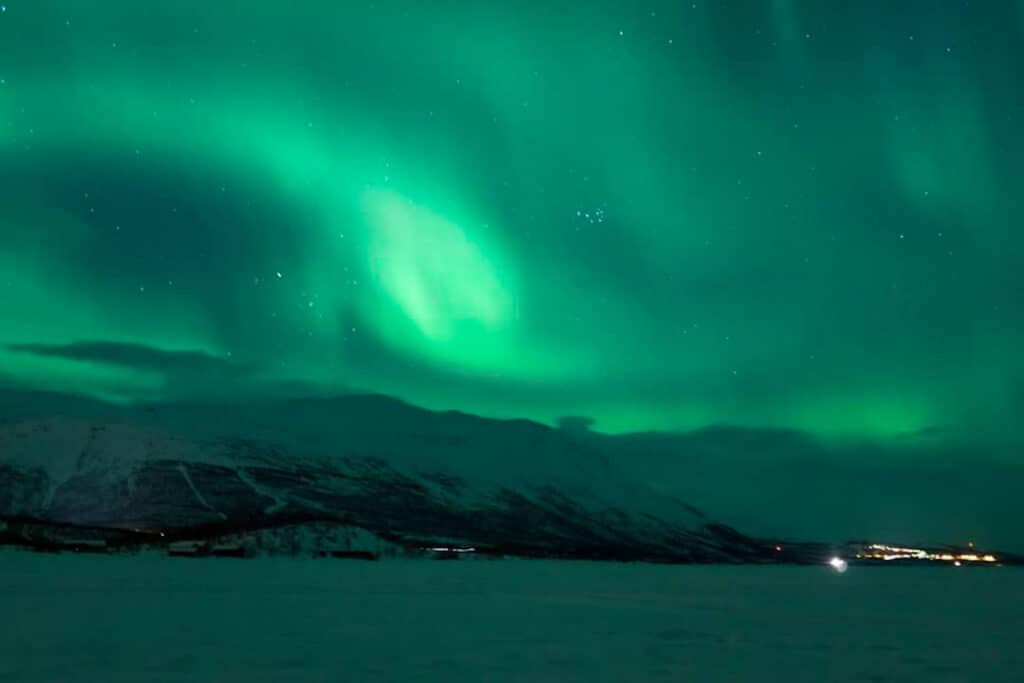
177,463 -> 227,520
236,467 -> 289,515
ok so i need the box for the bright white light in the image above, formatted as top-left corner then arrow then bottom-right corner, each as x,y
829,556 -> 848,573
954,561 -> 962,567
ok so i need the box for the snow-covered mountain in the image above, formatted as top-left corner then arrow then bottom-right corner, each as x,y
0,391 -> 771,561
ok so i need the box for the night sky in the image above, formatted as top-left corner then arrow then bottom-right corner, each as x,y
1,1 -> 1021,448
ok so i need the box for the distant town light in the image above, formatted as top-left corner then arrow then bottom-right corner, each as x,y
856,543 -> 998,564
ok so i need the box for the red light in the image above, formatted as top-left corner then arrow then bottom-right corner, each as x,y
775,545 -> 782,552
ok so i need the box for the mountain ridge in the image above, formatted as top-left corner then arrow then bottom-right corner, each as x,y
0,392 -> 772,562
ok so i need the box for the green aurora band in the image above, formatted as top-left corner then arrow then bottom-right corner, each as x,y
0,1 -> 1021,444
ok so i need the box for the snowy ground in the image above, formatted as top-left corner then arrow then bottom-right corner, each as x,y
1,552 -> 1022,682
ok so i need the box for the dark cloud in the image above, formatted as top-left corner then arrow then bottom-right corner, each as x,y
557,416 -> 595,433
6,341 -> 252,377
892,426 -> 949,442
4,342 -> 356,405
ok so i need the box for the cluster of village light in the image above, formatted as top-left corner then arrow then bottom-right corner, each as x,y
854,543 -> 997,564
826,542 -> 1000,572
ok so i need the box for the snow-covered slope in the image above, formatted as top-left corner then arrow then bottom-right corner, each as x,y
0,392 -> 770,562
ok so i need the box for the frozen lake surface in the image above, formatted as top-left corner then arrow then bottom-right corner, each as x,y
2,552 -> 1022,682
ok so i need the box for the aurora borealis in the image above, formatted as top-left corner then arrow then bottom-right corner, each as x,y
1,1 -> 1022,443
